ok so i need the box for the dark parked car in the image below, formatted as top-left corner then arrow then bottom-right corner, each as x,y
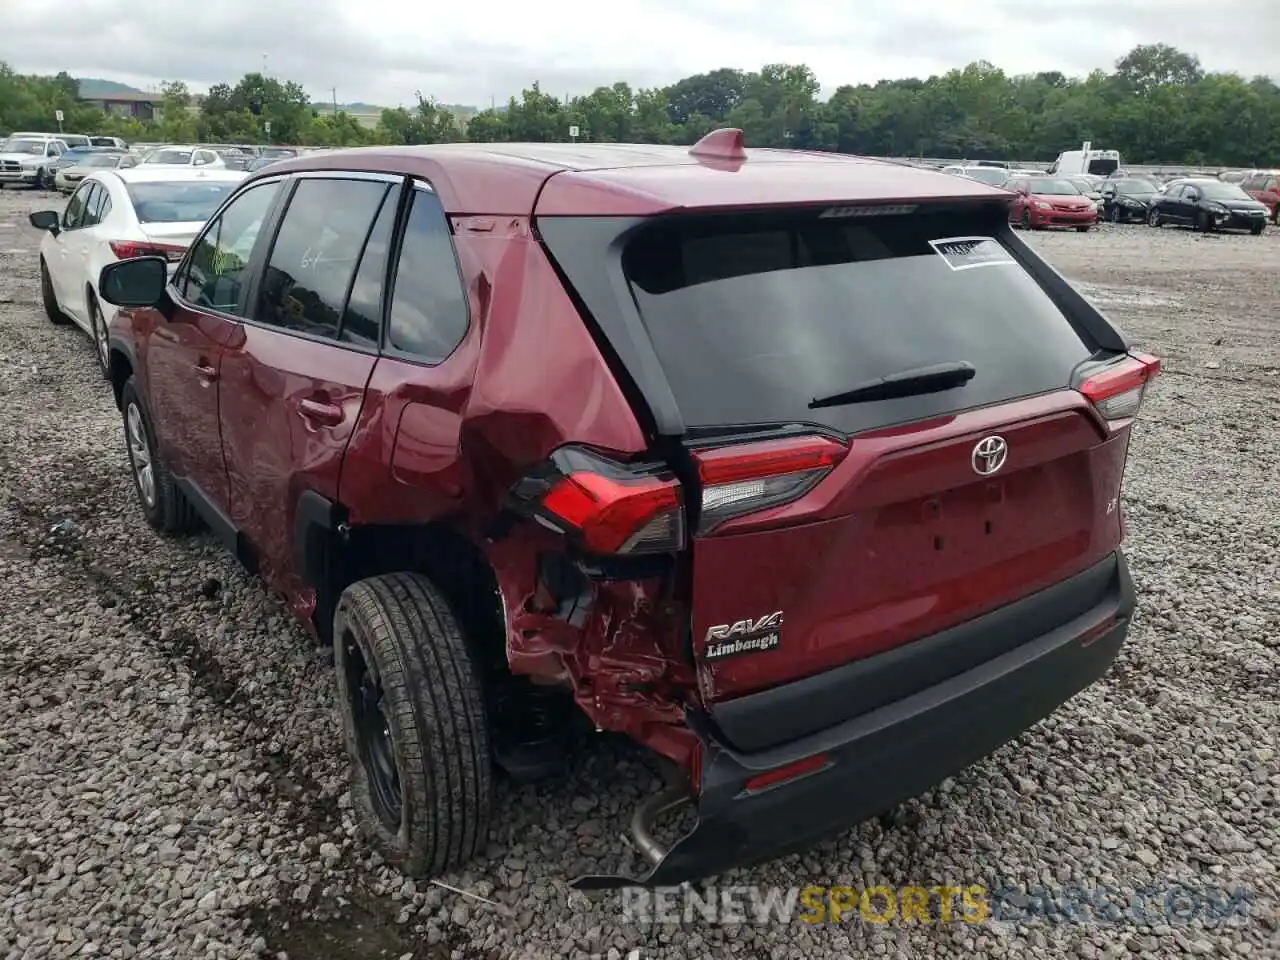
94,129 -> 1158,888
1147,178 -> 1269,234
1099,178 -> 1162,223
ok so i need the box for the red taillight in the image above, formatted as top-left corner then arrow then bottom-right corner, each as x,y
1079,352 -> 1161,421
506,435 -> 848,553
109,240 -> 186,262
508,447 -> 685,556
693,435 -> 848,534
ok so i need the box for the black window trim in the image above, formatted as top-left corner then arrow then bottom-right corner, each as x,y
377,177 -> 473,368
167,174 -> 293,325
236,169 -> 405,357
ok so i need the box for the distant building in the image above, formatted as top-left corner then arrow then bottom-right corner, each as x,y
79,90 -> 158,121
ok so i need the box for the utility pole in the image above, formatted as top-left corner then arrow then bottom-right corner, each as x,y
262,53 -> 268,77
332,87 -> 338,115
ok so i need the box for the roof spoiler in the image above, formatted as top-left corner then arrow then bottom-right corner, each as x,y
689,128 -> 747,162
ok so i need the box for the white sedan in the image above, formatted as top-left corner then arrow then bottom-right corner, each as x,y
28,167 -> 247,376
139,145 -> 228,169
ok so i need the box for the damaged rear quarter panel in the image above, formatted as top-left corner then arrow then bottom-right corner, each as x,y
340,216 -> 699,765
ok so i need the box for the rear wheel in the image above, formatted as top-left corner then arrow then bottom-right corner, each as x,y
88,291 -> 110,379
40,259 -> 69,325
334,572 -> 493,878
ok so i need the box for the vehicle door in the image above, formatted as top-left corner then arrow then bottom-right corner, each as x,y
217,172 -> 393,602
47,180 -> 93,307
1178,184 -> 1203,223
336,179 -> 476,530
147,176 -> 289,516
60,181 -> 112,319
1262,177 -> 1279,218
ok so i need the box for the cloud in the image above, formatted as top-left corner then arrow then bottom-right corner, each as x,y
2,0 -> 1276,107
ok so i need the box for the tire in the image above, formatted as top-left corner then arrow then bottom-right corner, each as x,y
1195,211 -> 1211,233
1147,207 -> 1162,228
1251,224 -> 1265,236
334,573 -> 493,878
1108,205 -> 1121,224
88,292 -> 111,379
1076,225 -> 1091,233
120,377 -> 201,534
40,259 -> 69,325
1020,210 -> 1031,230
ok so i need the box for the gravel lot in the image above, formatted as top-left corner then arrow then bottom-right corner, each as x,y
0,185 -> 1276,960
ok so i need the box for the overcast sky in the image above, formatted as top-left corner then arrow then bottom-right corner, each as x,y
3,0 -> 1277,107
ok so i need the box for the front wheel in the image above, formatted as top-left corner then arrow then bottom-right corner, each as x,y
1147,207 -> 1162,228
334,573 -> 493,878
1020,210 -> 1031,230
40,259 -> 69,325
1108,205 -> 1121,223
1251,223 -> 1265,236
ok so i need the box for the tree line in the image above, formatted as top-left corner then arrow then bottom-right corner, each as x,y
2,45 -> 1278,166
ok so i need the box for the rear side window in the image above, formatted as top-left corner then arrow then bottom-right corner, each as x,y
619,207 -> 1096,435
385,186 -> 469,361
341,189 -> 398,348
255,177 -> 392,341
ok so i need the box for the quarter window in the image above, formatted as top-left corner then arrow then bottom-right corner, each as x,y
255,177 -> 392,341
386,186 -> 469,361
178,180 -> 282,315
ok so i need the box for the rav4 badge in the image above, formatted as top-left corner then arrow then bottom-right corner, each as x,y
704,611 -> 784,660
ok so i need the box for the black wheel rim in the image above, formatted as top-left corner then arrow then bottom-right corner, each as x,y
344,634 -> 402,830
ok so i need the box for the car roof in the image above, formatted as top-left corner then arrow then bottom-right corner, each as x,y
255,137 -> 1010,216
114,168 -> 247,185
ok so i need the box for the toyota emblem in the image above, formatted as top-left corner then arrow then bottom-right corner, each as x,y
971,435 -> 1008,476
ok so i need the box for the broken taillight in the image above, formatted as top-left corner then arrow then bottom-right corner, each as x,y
693,435 -> 848,535
506,436 -> 849,554
506,446 -> 685,556
1078,351 -> 1161,421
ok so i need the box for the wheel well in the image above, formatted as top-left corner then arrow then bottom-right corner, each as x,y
108,350 -> 133,409
320,521 -> 508,674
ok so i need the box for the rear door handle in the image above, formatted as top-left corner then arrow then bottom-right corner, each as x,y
298,398 -> 344,426
193,363 -> 218,380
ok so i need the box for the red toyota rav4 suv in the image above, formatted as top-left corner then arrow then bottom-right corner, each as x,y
96,130 -> 1158,889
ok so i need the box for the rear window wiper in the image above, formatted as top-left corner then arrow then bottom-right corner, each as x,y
809,361 -> 976,409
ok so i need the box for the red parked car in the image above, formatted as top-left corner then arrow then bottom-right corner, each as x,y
1241,170 -> 1279,223
95,129 -> 1158,888
1006,175 -> 1098,231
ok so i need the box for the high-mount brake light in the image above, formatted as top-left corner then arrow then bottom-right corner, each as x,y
693,435 -> 849,535
508,447 -> 685,556
1078,352 -> 1161,421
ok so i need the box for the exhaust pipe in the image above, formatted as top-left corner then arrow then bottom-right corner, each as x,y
630,784 -> 692,866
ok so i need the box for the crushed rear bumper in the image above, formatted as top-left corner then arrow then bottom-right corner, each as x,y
572,551 -> 1135,890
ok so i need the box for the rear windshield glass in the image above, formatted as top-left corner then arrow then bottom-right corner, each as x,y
126,182 -> 237,223
962,167 -> 1009,185
618,207 -> 1095,435
146,150 -> 192,165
